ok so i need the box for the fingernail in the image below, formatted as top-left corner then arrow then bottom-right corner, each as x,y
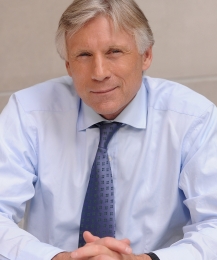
71,251 -> 78,258
126,247 -> 132,254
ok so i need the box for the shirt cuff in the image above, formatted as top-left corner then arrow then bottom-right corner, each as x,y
16,240 -> 64,260
152,243 -> 201,260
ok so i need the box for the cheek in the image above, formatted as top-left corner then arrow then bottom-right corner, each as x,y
69,67 -> 88,91
118,61 -> 143,86
69,74 -> 86,97
115,56 -> 143,77
122,63 -> 143,95
68,60 -> 87,76
73,80 -> 87,98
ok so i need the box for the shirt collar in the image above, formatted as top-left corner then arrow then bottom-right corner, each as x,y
77,80 -> 147,131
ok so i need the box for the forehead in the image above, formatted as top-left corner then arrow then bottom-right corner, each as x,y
66,15 -> 137,50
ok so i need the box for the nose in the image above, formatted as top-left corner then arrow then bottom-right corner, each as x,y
91,55 -> 111,81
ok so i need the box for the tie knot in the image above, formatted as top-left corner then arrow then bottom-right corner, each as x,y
98,122 -> 121,149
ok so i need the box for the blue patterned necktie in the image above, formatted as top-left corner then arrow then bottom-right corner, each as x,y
78,122 -> 122,247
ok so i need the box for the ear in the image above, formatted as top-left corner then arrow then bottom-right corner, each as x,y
65,61 -> 72,77
142,46 -> 153,71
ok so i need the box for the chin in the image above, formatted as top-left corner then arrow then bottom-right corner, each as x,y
88,99 -> 126,119
96,106 -> 124,120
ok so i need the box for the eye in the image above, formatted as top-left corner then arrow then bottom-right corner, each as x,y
107,49 -> 122,55
112,49 -> 122,54
77,52 -> 91,57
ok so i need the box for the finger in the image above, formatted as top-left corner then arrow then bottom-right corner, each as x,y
83,231 -> 100,243
71,244 -> 111,259
83,232 -> 131,249
96,237 -> 132,254
89,254 -> 116,260
119,238 -> 131,246
71,237 -> 132,259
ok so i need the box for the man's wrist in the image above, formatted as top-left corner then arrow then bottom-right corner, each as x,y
51,252 -> 71,260
126,254 -> 151,260
145,252 -> 160,260
130,253 -> 157,260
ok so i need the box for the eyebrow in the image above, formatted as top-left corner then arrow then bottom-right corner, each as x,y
69,50 -> 91,57
70,44 -> 131,56
107,45 -> 130,51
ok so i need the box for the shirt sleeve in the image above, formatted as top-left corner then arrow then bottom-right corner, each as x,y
0,95 -> 64,260
153,104 -> 217,260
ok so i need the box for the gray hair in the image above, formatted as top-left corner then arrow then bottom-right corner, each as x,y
55,0 -> 154,60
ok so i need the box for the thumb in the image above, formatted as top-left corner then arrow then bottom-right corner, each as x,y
120,238 -> 131,246
83,231 -> 100,243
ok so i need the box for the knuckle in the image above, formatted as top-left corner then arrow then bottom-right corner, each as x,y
93,244 -> 101,254
97,254 -> 107,260
104,237 -> 112,246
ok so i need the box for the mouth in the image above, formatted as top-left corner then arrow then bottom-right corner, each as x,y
91,87 -> 118,94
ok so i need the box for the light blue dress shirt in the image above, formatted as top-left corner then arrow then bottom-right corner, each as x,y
0,76 -> 217,260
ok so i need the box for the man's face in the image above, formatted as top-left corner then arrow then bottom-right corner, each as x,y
66,15 -> 152,120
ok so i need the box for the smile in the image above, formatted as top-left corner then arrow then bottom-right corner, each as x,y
91,87 -> 117,94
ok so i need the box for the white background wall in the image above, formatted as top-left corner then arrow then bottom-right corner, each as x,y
0,0 -> 217,111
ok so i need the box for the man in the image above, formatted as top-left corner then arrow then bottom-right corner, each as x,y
0,0 -> 217,259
